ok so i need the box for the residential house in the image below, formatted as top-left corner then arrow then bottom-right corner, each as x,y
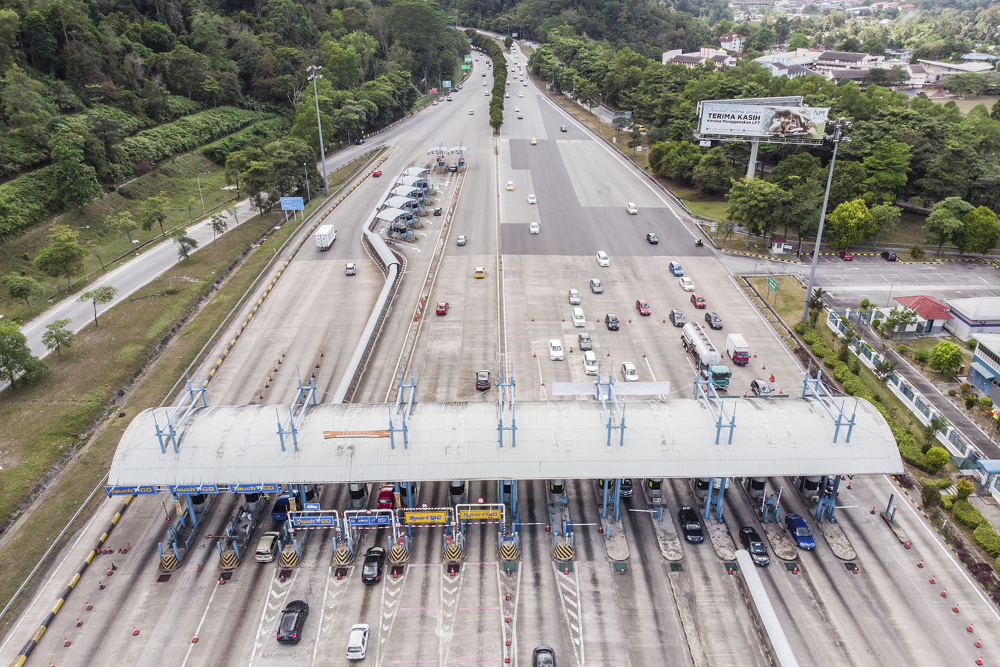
945,297 -> 1000,342
813,50 -> 884,72
762,61 -> 812,78
894,295 -> 953,335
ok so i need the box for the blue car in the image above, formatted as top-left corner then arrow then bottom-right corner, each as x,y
785,513 -> 816,550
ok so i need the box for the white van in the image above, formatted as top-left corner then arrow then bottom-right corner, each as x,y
583,351 -> 599,375
572,307 -> 586,327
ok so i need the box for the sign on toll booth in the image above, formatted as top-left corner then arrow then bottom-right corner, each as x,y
105,485 -> 158,496
402,509 -> 448,525
169,484 -> 220,494
346,514 -> 392,528
458,507 -> 502,521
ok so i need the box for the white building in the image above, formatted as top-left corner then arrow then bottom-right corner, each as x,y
719,33 -> 746,53
917,59 -> 994,83
945,297 -> 1000,342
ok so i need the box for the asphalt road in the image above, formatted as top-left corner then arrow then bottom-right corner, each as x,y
4,41 -> 1000,667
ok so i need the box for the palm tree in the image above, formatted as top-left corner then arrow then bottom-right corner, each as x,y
808,287 -> 826,327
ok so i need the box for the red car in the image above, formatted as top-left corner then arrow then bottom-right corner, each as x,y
635,299 -> 651,316
838,250 -> 853,260
372,170 -> 382,177
376,484 -> 396,509
691,293 -> 706,309
435,301 -> 449,315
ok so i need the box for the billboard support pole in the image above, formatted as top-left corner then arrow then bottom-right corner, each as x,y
746,140 -> 760,179
801,118 -> 849,323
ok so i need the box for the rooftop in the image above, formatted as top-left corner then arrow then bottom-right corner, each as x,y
107,398 -> 902,488
895,295 -> 954,321
948,296 -> 1000,321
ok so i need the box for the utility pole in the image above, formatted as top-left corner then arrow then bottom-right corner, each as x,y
801,117 -> 851,323
197,172 -> 211,215
303,163 -> 311,203
306,65 -> 330,195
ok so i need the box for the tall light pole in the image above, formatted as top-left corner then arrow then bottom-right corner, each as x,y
307,65 -> 330,195
303,162 -> 311,203
197,171 -> 211,215
801,117 -> 851,323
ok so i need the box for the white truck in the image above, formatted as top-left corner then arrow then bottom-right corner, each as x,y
315,224 -> 336,250
725,333 -> 751,366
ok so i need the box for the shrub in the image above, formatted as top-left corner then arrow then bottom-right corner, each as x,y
961,382 -> 972,393
837,346 -> 850,363
920,479 -> 943,507
833,362 -> 852,382
997,556 -> 1000,573
942,495 -> 954,510
802,330 -> 820,345
911,244 -> 926,259
953,498 -> 984,529
793,321 -> 809,335
981,397 -> 993,409
965,394 -> 977,409
842,376 -> 869,397
924,446 -> 950,473
851,359 -> 862,375
824,354 -> 838,369
956,477 -> 975,499
974,523 -> 1000,557
896,474 -> 915,489
872,318 -> 882,330
967,338 -> 978,351
949,389 -> 957,397
914,349 -> 930,364
897,344 -> 909,356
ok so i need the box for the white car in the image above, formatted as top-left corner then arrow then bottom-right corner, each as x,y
504,93 -> 510,98
347,624 -> 369,660
515,107 -> 520,112
469,109 -> 474,115
484,91 -> 489,96
523,82 -> 527,86
568,289 -> 581,304
621,362 -> 639,382
678,277 -> 695,292
549,339 -> 564,361
527,194 -> 537,204
596,251 -> 610,267
529,222 -> 540,234
519,92 -> 523,97
626,202 -> 638,215
506,181 -> 514,191
345,263 -> 356,276
584,351 -> 599,376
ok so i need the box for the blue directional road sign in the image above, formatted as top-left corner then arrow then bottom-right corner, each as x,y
280,197 -> 304,211
304,503 -> 321,511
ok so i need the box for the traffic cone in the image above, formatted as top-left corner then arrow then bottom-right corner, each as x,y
506,638 -> 511,646
792,565 -> 799,575
193,635 -> 199,643
769,374 -> 775,383
941,589 -> 947,598
76,618 -> 83,627
197,563 -> 202,572
219,576 -> 225,585
976,657 -> 983,665
505,615 -> 510,623
968,623 -> 974,633
929,576 -> 936,584
64,638 -> 70,647
905,541 -> 911,549
107,567 -> 113,576
917,560 -> 923,568
762,364 -> 766,370
132,627 -> 140,636
505,593 -> 510,601
953,604 -> 960,613
86,601 -> 93,610
853,566 -> 859,574
976,639 -> 981,648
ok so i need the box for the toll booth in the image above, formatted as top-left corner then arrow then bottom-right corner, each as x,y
404,165 -> 431,178
384,195 -> 421,217
377,208 -> 415,242
427,144 -> 447,172
392,185 -> 425,204
397,175 -> 428,195
446,143 -> 467,172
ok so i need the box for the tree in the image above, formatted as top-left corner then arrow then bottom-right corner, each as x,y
826,199 -> 871,249
209,214 -> 228,240
107,211 -> 138,251
227,204 -> 240,227
78,286 -> 117,328
956,477 -> 974,500
725,178 -> 791,243
690,147 -> 733,194
863,138 -> 911,204
929,340 -> 963,378
880,307 -> 917,336
0,64 -> 55,143
198,75 -> 222,107
956,206 -> 1000,255
139,192 -> 170,237
787,33 -> 811,49
808,287 -> 826,328
925,196 -> 974,254
172,227 -> 199,260
921,416 -> 947,454
868,204 -> 901,246
873,357 -> 897,388
657,141 -> 702,182
50,139 -> 102,211
35,225 -> 87,290
2,273 -> 42,314
0,321 -> 46,390
41,318 -> 73,356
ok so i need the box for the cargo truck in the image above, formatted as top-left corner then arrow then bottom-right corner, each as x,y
680,322 -> 731,390
725,333 -> 751,366
315,224 -> 336,249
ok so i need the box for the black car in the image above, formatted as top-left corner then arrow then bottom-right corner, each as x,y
578,332 -> 593,351
433,207 -> 443,216
880,251 -> 897,261
476,369 -> 491,390
669,309 -> 686,327
705,312 -> 723,329
354,137 -> 365,145
605,313 -> 619,330
646,233 -> 659,244
361,546 -> 386,584
750,379 -> 772,396
619,478 -> 633,498
559,125 -> 568,132
532,644 -> 556,667
677,507 -> 704,543
739,527 -> 770,567
276,600 -> 309,643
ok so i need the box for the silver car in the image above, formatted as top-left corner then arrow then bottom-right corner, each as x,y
457,235 -> 467,246
568,289 -> 581,304
590,278 -> 603,294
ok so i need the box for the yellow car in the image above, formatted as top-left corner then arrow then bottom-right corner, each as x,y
474,267 -> 486,279
530,137 -> 537,145
506,181 -> 514,191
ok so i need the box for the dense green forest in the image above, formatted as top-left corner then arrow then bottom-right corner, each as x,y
0,0 -> 468,241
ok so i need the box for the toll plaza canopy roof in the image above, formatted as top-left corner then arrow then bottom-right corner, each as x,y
108,398 -> 902,488
374,207 -> 408,223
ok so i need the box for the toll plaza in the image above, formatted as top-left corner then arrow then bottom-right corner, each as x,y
108,366 -> 902,572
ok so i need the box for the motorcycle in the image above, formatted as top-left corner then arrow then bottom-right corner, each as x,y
695,238 -> 704,247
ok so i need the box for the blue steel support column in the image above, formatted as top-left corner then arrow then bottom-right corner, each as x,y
816,475 -> 841,523
702,479 -> 715,521
600,480 -> 610,520
714,477 -> 727,523
510,481 -> 518,518
612,479 -> 622,522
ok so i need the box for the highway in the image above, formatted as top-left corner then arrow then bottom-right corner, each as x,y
3,42 -> 1000,667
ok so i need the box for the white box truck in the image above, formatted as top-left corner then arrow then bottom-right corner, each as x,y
725,333 -> 750,366
315,224 -> 336,249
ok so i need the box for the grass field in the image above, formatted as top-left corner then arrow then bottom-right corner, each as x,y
931,95 -> 999,115
0,154 -> 376,636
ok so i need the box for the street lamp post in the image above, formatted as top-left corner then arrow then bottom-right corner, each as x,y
303,163 -> 311,203
306,65 -> 330,195
801,117 -> 851,323
197,172 -> 211,215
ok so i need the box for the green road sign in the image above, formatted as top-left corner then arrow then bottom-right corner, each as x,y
767,276 -> 778,292
461,64 -> 470,70
465,55 -> 472,62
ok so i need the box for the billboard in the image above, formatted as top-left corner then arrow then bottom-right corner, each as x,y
698,102 -> 829,140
